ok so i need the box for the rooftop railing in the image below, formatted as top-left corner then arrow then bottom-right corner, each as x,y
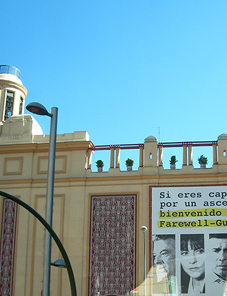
88,140 -> 220,170
0,65 -> 21,79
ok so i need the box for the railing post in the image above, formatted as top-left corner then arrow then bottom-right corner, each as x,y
110,147 -> 114,168
217,134 -> 227,165
213,144 -> 217,165
86,149 -> 92,169
144,136 -> 158,167
183,145 -> 187,166
158,146 -> 163,167
115,148 -> 120,168
139,146 -> 144,167
188,145 -> 193,166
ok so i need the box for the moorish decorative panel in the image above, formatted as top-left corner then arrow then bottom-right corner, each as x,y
89,195 -> 136,296
0,199 -> 17,296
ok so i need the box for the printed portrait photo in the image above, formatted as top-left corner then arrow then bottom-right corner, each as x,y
206,233 -> 227,296
152,234 -> 176,293
180,234 -> 205,294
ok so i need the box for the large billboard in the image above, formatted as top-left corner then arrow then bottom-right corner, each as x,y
151,186 -> 227,295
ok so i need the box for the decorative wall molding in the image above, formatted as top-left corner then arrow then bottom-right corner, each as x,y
3,157 -> 23,176
37,155 -> 67,174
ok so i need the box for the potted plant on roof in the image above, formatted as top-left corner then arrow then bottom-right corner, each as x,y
125,158 -> 134,171
170,155 -> 177,169
96,160 -> 104,172
198,155 -> 208,169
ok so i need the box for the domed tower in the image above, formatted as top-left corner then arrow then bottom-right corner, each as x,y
0,65 -> 43,142
0,65 -> 27,124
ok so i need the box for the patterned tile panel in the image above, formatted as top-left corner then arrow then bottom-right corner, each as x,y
0,199 -> 17,296
89,195 -> 136,296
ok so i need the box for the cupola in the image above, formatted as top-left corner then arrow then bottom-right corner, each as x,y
0,65 -> 28,122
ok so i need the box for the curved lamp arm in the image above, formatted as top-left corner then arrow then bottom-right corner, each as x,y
0,191 -> 77,296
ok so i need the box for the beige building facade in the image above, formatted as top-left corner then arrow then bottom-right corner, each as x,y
0,66 -> 227,296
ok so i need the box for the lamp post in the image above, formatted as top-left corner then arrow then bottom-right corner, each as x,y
140,226 -> 148,281
26,102 -> 58,296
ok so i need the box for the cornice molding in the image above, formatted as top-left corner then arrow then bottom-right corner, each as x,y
0,172 -> 226,186
0,140 -> 94,154
0,81 -> 27,96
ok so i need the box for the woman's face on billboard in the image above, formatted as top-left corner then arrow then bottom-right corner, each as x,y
181,240 -> 205,279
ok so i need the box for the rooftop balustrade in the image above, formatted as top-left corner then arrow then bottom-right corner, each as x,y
86,134 -> 227,172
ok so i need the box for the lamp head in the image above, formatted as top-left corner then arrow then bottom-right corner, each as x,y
140,225 -> 148,233
51,259 -> 66,268
26,102 -> 51,117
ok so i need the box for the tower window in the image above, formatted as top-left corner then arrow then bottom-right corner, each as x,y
19,97 -> 23,115
4,91 -> 14,120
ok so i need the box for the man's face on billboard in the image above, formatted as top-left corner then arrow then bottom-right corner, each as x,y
153,238 -> 175,276
209,238 -> 227,280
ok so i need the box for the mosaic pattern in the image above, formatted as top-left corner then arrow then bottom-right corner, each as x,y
0,199 -> 17,296
89,195 -> 136,296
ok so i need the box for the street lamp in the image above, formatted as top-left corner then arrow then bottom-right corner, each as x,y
26,102 -> 58,296
140,226 -> 148,281
0,190 -> 77,296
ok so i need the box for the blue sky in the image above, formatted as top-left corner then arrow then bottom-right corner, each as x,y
2,0 -> 227,170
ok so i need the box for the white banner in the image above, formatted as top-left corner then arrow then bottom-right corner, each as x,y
151,186 -> 227,296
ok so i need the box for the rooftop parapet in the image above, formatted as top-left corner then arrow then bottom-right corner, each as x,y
87,136 -> 227,173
